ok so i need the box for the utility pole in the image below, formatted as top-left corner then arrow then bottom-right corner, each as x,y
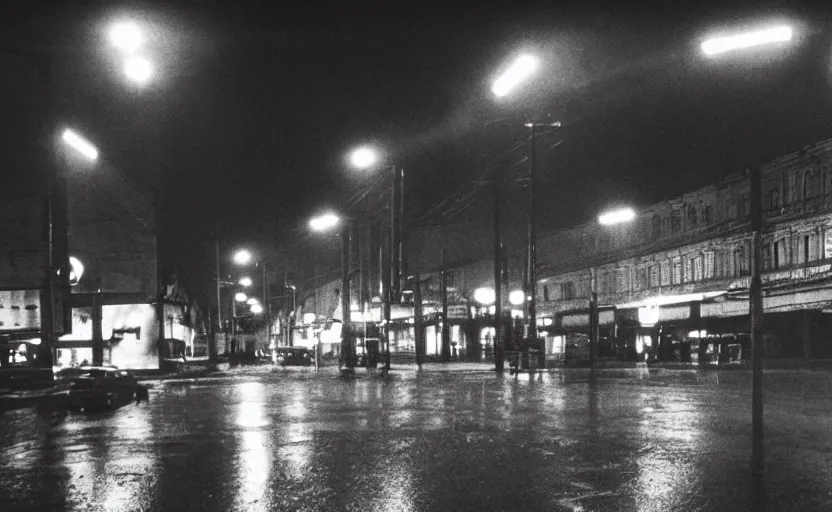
493,181 -> 504,372
341,221 -> 353,369
262,262 -> 271,355
211,234 -> 220,361
156,200 -> 166,369
589,267 -> 598,376
524,121 -> 560,350
749,165 -> 764,470
414,273 -> 424,368
527,123 -> 538,345
440,223 -> 450,362
391,167 -> 403,300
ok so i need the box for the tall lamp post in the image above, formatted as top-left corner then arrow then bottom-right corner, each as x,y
348,146 -> 403,373
233,248 -> 271,357
491,54 -> 551,370
309,212 -> 356,370
701,22 -> 794,479
51,129 -> 98,366
594,207 -> 637,374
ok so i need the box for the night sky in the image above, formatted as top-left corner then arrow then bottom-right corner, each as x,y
3,1 -> 832,300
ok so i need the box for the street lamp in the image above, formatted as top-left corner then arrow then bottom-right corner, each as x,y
491,55 -> 547,372
246,297 -> 259,306
350,147 -> 378,169
61,129 -> 99,161
700,21 -> 794,479
233,249 -> 252,265
591,207 -> 637,374
235,292 -> 247,303
310,211 -> 357,370
508,290 -> 526,306
124,56 -> 153,84
598,207 -> 636,226
309,212 -> 340,232
492,54 -> 539,98
701,25 -> 792,56
346,145 -> 404,373
109,20 -> 154,85
231,248 -> 272,356
473,287 -> 496,305
109,21 -> 144,53
250,304 -> 264,315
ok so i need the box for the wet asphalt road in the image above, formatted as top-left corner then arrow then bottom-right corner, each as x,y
2,367 -> 832,511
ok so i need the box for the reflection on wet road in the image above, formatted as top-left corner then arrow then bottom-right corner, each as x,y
2,369 -> 832,511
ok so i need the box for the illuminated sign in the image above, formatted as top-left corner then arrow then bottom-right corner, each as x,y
0,290 -> 41,331
638,304 -> 660,326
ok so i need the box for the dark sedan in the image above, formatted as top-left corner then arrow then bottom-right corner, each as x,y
65,367 -> 145,412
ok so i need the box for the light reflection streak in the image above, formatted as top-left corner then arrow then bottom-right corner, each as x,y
236,382 -> 268,428
280,422 -> 312,481
237,430 -> 269,512
634,401 -> 702,512
102,406 -> 154,511
234,382 -> 271,511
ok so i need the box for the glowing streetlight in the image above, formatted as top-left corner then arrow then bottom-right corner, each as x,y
68,256 -> 85,286
508,290 -> 526,306
250,304 -> 264,314
474,287 -> 496,306
598,207 -> 636,226
238,276 -> 253,287
309,213 -> 340,232
246,298 -> 259,306
492,54 -> 539,98
701,25 -> 793,56
61,129 -> 99,161
234,292 -> 247,303
124,56 -> 153,84
349,146 -> 378,169
110,21 -> 144,53
233,249 -> 252,265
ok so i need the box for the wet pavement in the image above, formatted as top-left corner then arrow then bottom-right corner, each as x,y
2,367 -> 832,511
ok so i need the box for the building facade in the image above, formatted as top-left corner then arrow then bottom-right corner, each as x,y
537,137 -> 832,365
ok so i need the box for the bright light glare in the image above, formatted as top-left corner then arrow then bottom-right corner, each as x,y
350,147 -> 378,169
124,56 -> 152,84
233,250 -> 253,265
701,25 -> 792,56
110,22 -> 144,53
492,54 -> 538,98
238,277 -> 253,287
246,298 -> 259,306
473,287 -> 496,305
309,213 -> 340,232
250,304 -> 264,314
598,207 -> 636,226
69,256 -> 85,286
61,129 -> 99,161
235,292 -> 248,302
509,290 -> 526,306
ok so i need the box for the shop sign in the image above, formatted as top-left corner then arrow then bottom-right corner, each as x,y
0,290 -> 41,331
447,305 -> 468,320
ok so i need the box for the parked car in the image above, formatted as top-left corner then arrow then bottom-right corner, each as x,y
65,367 -> 144,412
276,347 -> 314,367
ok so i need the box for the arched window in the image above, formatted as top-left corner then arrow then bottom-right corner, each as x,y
687,205 -> 697,228
651,214 -> 662,240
